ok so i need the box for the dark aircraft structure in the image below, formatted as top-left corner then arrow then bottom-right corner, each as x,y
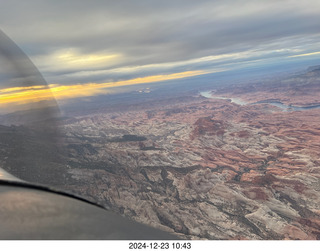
0,30 -> 177,240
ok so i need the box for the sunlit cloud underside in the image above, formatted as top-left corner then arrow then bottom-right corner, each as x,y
1,0 -> 320,113
1,48 -> 320,109
0,69 -> 213,107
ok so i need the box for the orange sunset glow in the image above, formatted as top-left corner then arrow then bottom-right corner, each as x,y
0,70 -> 209,106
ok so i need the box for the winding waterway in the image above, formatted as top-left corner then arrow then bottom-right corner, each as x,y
200,91 -> 320,111
200,91 -> 247,105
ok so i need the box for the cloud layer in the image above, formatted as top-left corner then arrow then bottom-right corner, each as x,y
0,0 -> 320,97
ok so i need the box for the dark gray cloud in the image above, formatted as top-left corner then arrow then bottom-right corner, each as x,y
1,0 -> 320,84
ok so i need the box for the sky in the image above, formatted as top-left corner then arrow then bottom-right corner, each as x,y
0,0 -> 320,108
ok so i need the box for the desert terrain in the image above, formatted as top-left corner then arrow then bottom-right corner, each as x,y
1,67 -> 320,240
53,67 -> 320,239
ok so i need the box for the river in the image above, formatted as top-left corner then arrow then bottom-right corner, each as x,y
200,91 -> 320,111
